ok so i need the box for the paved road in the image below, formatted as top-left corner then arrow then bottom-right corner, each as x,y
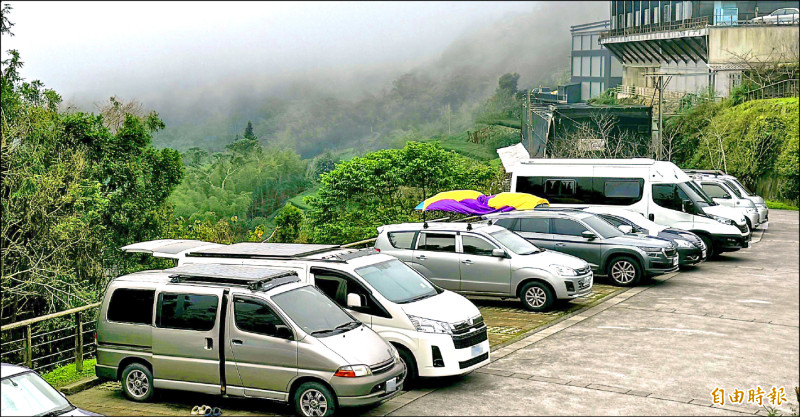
68,210 -> 799,416
372,209 -> 799,416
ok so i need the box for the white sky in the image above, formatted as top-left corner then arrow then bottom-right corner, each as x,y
2,1 -> 542,101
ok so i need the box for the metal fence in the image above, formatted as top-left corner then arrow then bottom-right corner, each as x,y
1,303 -> 101,373
745,79 -> 800,101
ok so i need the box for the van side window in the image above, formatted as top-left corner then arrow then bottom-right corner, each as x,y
108,289 -> 155,325
233,297 -> 285,336
461,235 -> 497,256
312,271 -> 390,318
515,218 -> 549,233
545,179 -> 576,197
552,219 -> 590,237
492,218 -> 515,230
701,183 -> 730,199
604,180 -> 642,199
416,233 -> 456,252
387,231 -> 416,249
652,184 -> 685,212
157,293 -> 218,331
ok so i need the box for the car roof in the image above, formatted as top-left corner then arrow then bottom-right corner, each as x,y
110,265 -> 304,294
485,209 -> 592,220
1,363 -> 32,379
378,222 -> 506,234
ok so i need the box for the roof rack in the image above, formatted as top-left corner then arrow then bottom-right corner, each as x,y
165,264 -> 299,291
319,247 -> 379,262
683,169 -> 726,175
185,242 -> 380,263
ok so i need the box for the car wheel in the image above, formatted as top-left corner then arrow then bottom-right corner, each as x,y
294,381 -> 336,417
520,281 -> 554,312
396,347 -> 418,390
121,363 -> 154,402
607,256 -> 642,287
699,234 -> 716,258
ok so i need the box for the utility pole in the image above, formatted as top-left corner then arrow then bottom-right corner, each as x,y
648,74 -> 672,160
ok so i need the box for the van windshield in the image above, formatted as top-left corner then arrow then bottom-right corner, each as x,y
728,178 -> 754,196
488,228 -> 541,255
721,180 -> 744,198
271,286 -> 359,337
680,181 -> 716,207
356,259 -> 438,304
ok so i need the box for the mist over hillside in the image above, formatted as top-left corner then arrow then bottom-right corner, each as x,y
142,2 -> 608,156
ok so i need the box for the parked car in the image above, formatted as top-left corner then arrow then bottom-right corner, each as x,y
693,177 -> 760,231
485,209 -> 678,286
510,158 -> 751,257
96,264 -> 405,417
750,7 -> 799,24
685,170 -> 768,225
374,222 -> 593,312
582,206 -> 707,264
1,363 -> 101,416
121,241 -> 489,386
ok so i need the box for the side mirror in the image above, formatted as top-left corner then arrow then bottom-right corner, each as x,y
491,248 -> 508,258
681,199 -> 694,213
581,231 -> 597,240
346,293 -> 363,308
275,325 -> 293,341
618,225 -> 633,234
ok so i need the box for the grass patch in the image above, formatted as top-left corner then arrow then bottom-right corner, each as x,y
286,185 -> 319,211
766,200 -> 799,211
41,359 -> 96,388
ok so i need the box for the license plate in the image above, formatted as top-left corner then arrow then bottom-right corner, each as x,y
471,344 -> 484,357
385,377 -> 397,392
673,257 -> 679,266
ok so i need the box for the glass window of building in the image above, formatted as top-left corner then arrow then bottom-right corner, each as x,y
611,56 -> 623,77
676,2 -> 683,20
591,56 -> 602,77
581,82 -> 590,100
654,6 -> 660,24
572,56 -> 581,77
663,4 -> 671,22
581,56 -> 591,77
572,35 -> 581,51
591,82 -> 602,98
591,34 -> 600,50
644,8 -> 650,25
683,1 -> 692,19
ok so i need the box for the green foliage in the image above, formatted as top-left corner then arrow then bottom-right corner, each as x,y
273,204 -> 304,243
304,141 -> 502,244
41,359 -> 96,388
766,200 -> 799,211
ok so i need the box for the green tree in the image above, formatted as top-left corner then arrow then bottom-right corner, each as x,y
272,204 -> 303,243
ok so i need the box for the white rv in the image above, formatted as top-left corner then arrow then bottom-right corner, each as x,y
510,159 -> 750,257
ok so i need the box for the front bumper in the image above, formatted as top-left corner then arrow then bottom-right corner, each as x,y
415,331 -> 491,378
756,206 -> 768,224
557,272 -> 593,299
712,233 -> 750,252
335,361 -> 406,407
677,246 -> 706,266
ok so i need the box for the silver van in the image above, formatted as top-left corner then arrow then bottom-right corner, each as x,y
374,222 -> 593,312
95,264 -> 405,417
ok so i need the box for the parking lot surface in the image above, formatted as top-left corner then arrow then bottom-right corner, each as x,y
67,210 -> 799,416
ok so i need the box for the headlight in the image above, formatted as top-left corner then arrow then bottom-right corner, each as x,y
710,215 -> 736,226
391,345 -> 401,362
550,264 -> 578,276
674,239 -> 694,248
638,246 -> 663,256
408,315 -> 453,334
334,365 -> 372,377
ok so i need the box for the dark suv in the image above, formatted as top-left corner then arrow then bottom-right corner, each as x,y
485,210 -> 678,286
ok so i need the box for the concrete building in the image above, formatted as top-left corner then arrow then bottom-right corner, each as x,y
600,1 -> 799,98
570,20 -> 624,101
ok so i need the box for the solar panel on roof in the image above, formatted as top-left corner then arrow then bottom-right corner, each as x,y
188,242 -> 340,258
166,264 -> 295,281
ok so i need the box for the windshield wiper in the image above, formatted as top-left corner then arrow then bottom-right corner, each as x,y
400,293 -> 435,304
335,321 -> 360,331
42,405 -> 75,417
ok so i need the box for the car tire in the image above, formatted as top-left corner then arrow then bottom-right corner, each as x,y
699,234 -> 716,258
294,381 -> 336,417
606,256 -> 642,287
396,346 -> 418,390
519,281 -> 555,312
121,362 -> 154,402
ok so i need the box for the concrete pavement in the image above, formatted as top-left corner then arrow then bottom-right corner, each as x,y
378,210 -> 799,416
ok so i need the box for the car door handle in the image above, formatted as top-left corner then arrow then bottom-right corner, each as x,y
461,259 -> 473,265
231,339 -> 243,345
205,337 -> 214,350
416,255 -> 427,260
555,243 -> 566,247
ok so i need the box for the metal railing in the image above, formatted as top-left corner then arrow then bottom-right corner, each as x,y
1,303 -> 101,373
745,79 -> 800,101
601,12 -> 798,40
601,17 -> 709,39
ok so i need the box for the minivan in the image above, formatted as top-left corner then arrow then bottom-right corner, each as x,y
95,264 -> 405,417
120,241 -> 489,385
693,177 -> 760,231
510,158 -> 750,257
374,222 -> 593,312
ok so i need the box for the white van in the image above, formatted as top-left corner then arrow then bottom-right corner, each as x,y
510,158 -> 750,257
121,241 -> 490,385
